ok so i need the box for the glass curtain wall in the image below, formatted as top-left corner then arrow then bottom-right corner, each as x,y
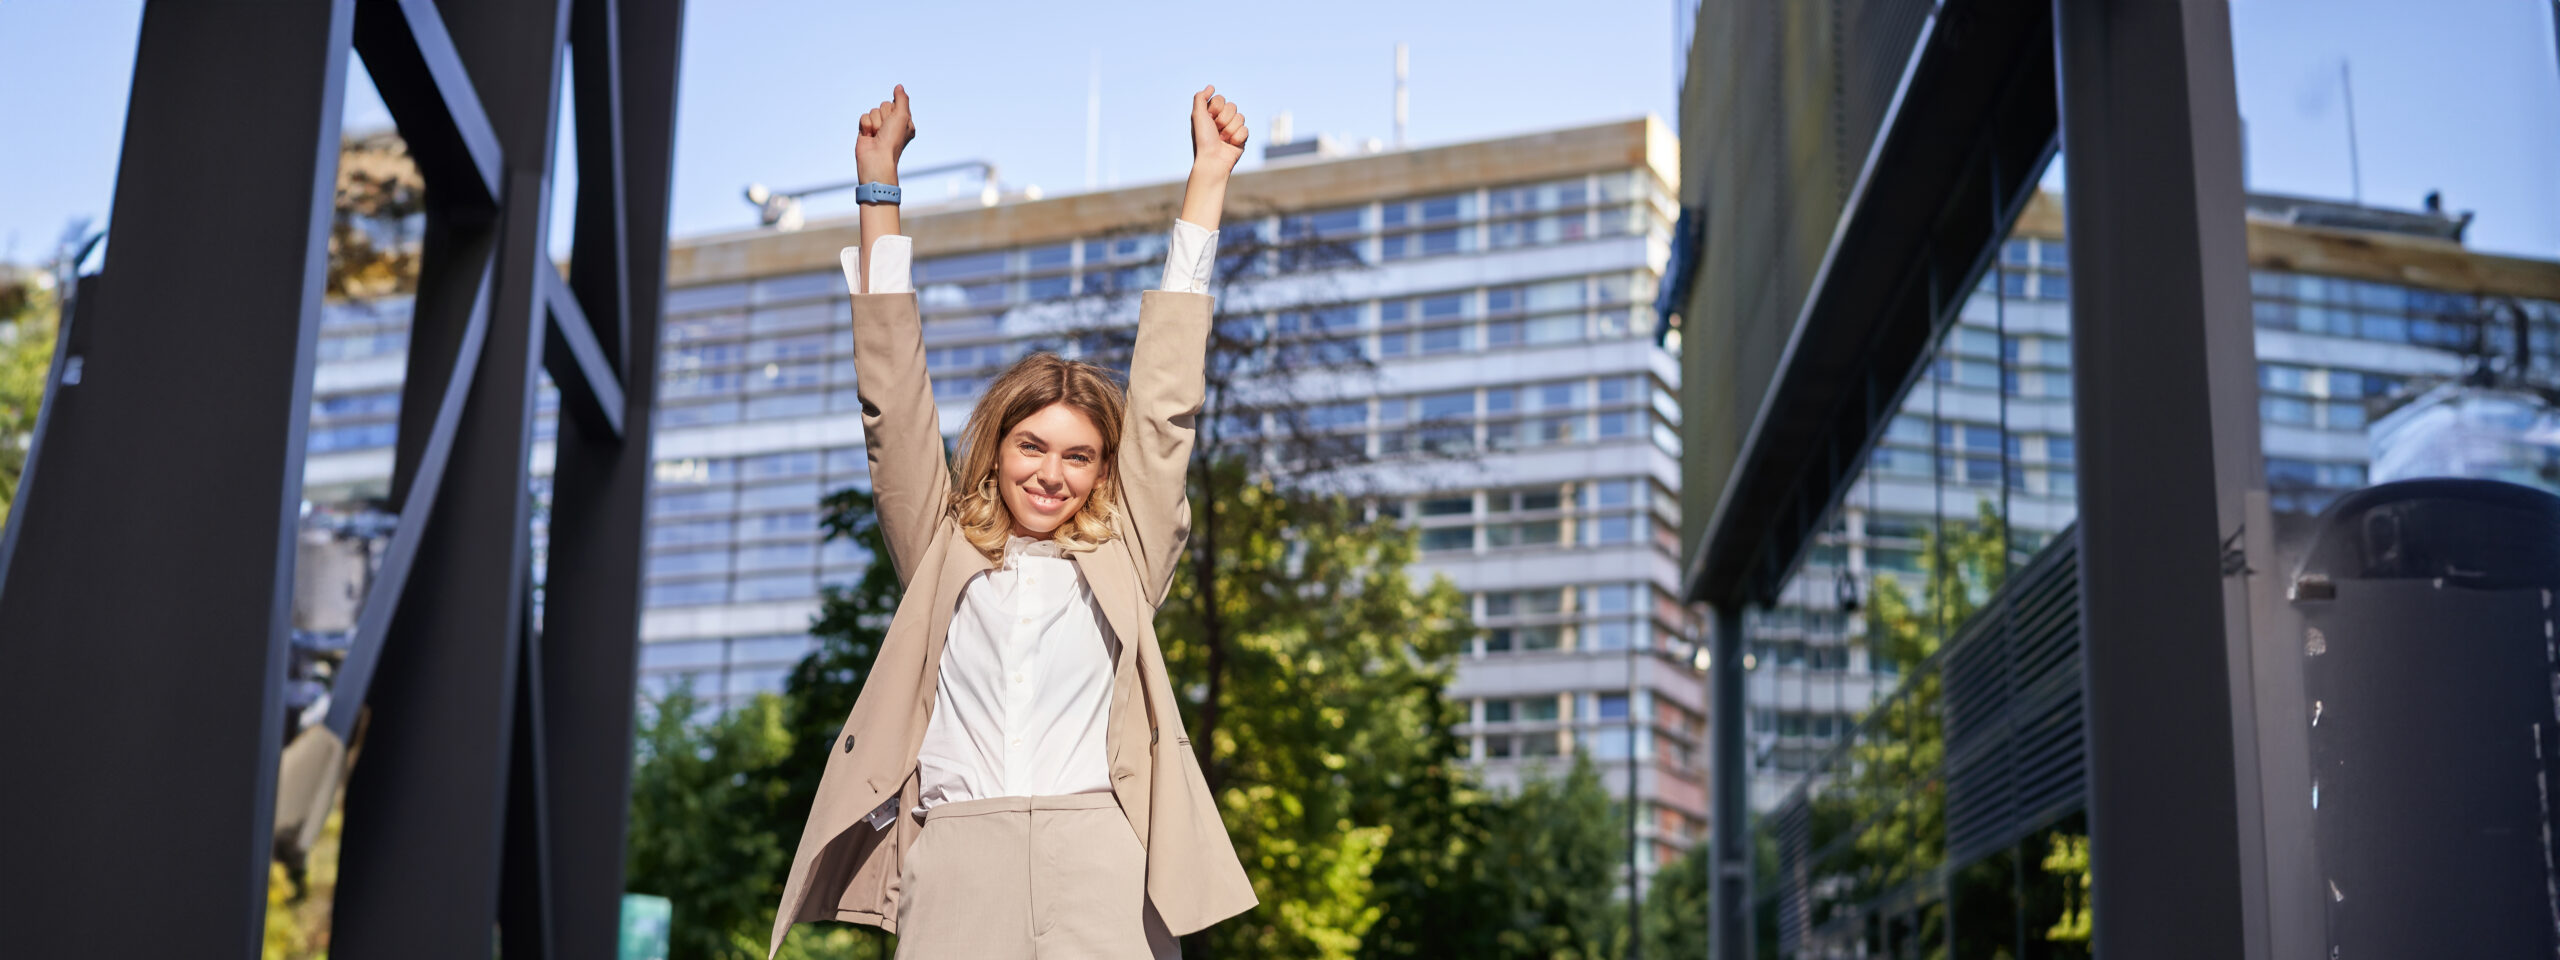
1746,153 -> 2088,960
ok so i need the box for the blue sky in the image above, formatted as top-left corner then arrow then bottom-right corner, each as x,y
2,0 -> 2553,264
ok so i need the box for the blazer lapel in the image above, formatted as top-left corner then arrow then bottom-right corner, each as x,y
1074,541 -> 1148,771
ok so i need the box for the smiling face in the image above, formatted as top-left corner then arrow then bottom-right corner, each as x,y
994,401 -> 1109,538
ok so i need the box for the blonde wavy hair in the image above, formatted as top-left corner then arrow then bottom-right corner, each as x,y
949,353 -> 1127,560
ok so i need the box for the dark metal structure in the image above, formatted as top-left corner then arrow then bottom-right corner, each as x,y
1675,0 -> 2269,956
0,1 -> 683,956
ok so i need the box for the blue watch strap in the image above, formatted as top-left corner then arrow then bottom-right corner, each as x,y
854,182 -> 902,205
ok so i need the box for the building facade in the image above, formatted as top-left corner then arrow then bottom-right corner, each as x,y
300,118 -> 1711,879
1734,174 -> 2560,952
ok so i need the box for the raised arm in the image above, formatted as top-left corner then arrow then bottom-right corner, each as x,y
845,85 -> 943,583
1121,87 -> 1247,604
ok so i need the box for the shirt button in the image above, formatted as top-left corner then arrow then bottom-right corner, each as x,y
1011,737 -> 1023,746
1013,674 -> 1026,684
1020,616 -> 1031,624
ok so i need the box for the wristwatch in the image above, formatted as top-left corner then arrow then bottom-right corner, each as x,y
854,182 -> 902,206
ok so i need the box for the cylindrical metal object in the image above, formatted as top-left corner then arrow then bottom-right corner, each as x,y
2294,478 -> 2560,956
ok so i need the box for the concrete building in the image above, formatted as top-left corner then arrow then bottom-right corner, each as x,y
300,117 -> 1710,878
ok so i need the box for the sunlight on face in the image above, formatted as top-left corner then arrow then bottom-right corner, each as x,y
996,402 -> 1107,538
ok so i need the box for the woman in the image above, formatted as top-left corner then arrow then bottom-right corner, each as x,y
767,84 -> 1257,960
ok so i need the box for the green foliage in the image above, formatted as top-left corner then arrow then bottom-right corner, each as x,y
1641,844 -> 1716,960
624,685 -> 798,960
626,487 -> 900,960
1790,502 -> 2015,952
1158,459 -> 1481,958
1478,756 -> 1631,960
0,277 -> 57,531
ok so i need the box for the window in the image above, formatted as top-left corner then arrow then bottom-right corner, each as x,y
1596,693 -> 1630,720
1518,698 -> 1560,722
736,543 -> 814,572
1591,515 -> 1634,544
733,573 -> 814,602
1591,480 -> 1634,508
648,549 -> 729,578
1484,700 -> 1514,723
2262,396 -> 2313,426
1519,589 -> 1565,615
1420,496 -> 1474,516
916,251 -> 1007,283
647,580 -> 728,608
1419,391 -> 1474,421
652,489 -> 734,517
743,451 -> 821,480
1420,326 -> 1467,354
1420,527 -> 1475,552
1588,584 -> 1634,614
739,481 -> 821,512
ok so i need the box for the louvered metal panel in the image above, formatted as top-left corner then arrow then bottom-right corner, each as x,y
1944,529 -> 2087,867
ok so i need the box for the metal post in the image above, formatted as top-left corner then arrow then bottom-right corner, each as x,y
538,0 -> 685,955
2052,0 -> 2264,956
1710,602 -> 1752,959
332,0 -> 569,954
0,3 -> 351,956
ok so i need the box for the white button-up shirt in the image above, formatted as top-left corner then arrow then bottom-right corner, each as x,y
911,536 -> 1120,815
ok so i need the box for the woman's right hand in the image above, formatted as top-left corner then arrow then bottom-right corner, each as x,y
856,85 -> 915,185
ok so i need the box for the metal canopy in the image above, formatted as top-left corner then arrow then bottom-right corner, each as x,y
0,1 -> 682,956
1680,0 -> 2059,609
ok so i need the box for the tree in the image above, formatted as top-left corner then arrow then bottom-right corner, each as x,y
1155,460 -> 1480,959
624,685 -> 799,960
1641,843 -> 1716,960
1478,755 -> 1631,959
1788,501 -> 2013,954
328,130 -> 425,299
0,269 -> 58,531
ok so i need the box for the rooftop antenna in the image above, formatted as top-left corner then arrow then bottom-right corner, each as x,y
1393,43 -> 1410,149
2340,59 -> 2364,205
1085,53 -> 1101,192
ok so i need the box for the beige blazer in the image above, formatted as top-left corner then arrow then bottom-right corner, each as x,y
768,291 -> 1256,957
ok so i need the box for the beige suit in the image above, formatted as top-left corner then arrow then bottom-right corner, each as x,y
768,291 -> 1256,958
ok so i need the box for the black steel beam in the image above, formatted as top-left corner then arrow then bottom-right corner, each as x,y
1683,0 -> 2058,608
331,0 -> 573,951
544,266 -> 628,439
536,0 -> 684,954
1709,604 -> 1753,960
2053,0 -> 2262,955
353,0 -> 503,213
326,247 -> 496,740
0,2 -> 353,956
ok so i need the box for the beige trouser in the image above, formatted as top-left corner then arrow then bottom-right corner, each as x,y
894,794 -> 1181,959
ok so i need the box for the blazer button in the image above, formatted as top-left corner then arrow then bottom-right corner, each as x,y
842,733 -> 857,754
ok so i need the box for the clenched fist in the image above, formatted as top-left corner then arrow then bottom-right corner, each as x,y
1190,85 -> 1248,176
856,85 -> 915,184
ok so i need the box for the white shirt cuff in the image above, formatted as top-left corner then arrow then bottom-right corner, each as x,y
1158,218 -> 1218,295
840,235 -> 914,295
862,795 -> 899,832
